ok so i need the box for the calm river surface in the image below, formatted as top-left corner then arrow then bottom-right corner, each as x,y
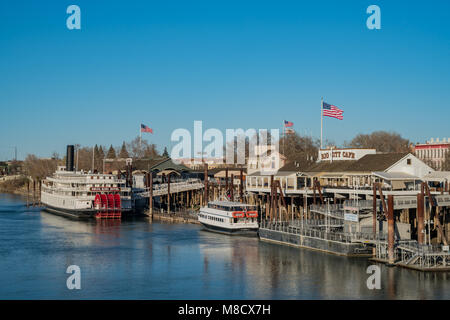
0,193 -> 449,299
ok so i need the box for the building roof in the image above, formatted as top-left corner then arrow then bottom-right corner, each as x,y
278,160 -> 311,172
306,160 -> 356,173
422,171 -> 450,182
346,153 -> 408,172
133,158 -> 191,173
373,171 -> 419,181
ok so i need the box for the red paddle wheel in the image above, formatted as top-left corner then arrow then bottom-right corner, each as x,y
95,193 -> 122,219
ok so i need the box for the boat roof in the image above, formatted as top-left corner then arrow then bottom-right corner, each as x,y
208,200 -> 254,207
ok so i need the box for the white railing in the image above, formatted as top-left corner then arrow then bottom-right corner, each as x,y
135,179 -> 204,197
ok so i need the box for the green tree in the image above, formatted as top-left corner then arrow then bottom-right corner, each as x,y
106,145 -> 116,159
162,147 -> 169,157
119,142 -> 129,158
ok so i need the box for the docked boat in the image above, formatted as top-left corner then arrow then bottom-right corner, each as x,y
40,145 -> 132,219
198,200 -> 259,236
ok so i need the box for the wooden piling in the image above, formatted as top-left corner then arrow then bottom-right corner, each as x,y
230,174 -> 234,201
387,195 -> 395,265
38,179 -> 41,206
372,183 -> 377,235
33,179 -> 36,207
149,171 -> 153,217
167,174 -> 171,214
239,168 -> 243,202
26,179 -> 29,207
204,163 -> 208,205
225,168 -> 229,192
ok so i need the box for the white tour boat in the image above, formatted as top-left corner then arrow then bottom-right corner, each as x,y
40,146 -> 132,219
198,200 -> 259,236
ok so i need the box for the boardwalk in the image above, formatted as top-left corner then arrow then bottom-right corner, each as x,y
134,179 -> 204,198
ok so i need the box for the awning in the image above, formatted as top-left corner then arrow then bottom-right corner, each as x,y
373,171 -> 419,181
214,170 -> 245,178
391,180 -> 406,190
320,173 -> 344,178
422,171 -> 450,182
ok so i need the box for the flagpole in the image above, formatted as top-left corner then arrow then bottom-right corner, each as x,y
320,97 -> 323,149
140,125 -> 142,151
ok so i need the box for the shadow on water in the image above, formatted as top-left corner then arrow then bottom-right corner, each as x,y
0,192 -> 449,299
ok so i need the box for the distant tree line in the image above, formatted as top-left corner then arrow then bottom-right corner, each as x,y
278,130 -> 411,163
22,135 -> 164,177
19,130 -> 422,179
71,136 -> 161,172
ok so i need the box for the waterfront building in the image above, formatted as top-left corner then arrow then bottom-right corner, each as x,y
414,138 -> 450,170
247,145 -> 286,175
246,149 -> 437,197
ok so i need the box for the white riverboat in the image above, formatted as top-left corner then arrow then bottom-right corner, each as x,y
198,201 -> 259,236
40,146 -> 132,219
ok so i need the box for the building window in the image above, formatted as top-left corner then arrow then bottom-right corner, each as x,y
407,159 -> 411,165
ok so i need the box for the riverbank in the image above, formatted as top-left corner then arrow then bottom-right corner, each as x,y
149,211 -> 200,224
0,175 -> 31,196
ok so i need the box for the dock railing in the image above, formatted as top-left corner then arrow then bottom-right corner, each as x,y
260,220 -> 355,243
309,204 -> 345,219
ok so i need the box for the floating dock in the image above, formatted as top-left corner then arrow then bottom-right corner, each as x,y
259,220 -> 372,256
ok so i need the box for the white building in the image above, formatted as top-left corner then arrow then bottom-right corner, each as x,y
247,145 -> 287,175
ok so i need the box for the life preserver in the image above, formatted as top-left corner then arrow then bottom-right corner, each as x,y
232,211 -> 245,218
246,211 -> 258,218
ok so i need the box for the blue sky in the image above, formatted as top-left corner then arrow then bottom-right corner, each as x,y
0,0 -> 449,160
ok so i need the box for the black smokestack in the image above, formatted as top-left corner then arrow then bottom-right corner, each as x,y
66,145 -> 74,172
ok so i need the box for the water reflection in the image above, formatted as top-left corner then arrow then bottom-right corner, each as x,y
0,193 -> 449,299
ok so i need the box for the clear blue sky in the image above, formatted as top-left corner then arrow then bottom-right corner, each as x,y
1,0 -> 449,160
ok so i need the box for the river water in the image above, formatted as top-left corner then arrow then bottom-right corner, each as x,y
0,193 -> 448,299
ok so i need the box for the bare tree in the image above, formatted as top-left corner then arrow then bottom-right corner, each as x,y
23,154 -> 58,180
443,151 -> 450,171
279,132 -> 319,163
345,131 -> 410,153
127,136 -> 159,159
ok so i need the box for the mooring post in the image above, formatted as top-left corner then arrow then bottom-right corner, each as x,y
230,174 -> 234,201
204,163 -> 208,205
26,179 -> 29,207
417,191 -> 425,244
239,168 -> 243,202
38,179 -> 41,206
33,179 -> 36,207
387,195 -> 395,265
372,183 -> 377,235
167,173 -> 171,214
149,172 -> 153,217
313,178 -> 316,205
225,168 -> 229,194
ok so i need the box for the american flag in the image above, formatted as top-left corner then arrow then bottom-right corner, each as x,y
323,102 -> 343,120
284,120 -> 294,127
140,124 -> 153,133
